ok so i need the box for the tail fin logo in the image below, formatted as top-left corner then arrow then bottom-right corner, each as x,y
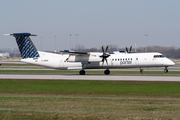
7,33 -> 40,59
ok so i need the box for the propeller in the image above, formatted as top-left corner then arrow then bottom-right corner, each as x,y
100,46 -> 110,65
126,46 -> 132,53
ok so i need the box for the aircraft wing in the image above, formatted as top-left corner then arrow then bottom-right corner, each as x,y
60,50 -> 90,56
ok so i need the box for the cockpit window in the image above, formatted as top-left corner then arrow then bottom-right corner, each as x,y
160,55 -> 165,57
154,55 -> 165,58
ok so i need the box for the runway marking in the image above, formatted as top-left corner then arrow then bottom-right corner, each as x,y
0,95 -> 180,101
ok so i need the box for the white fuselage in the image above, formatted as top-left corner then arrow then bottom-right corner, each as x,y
21,51 -> 175,70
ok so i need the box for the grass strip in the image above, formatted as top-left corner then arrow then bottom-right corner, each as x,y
0,80 -> 180,98
0,97 -> 180,119
0,80 -> 180,119
0,63 -> 34,66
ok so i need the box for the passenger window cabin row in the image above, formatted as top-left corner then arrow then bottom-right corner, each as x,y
112,58 -> 132,61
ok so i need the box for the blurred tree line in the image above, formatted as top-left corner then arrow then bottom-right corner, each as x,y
137,46 -> 180,58
73,44 -> 180,58
1,45 -> 179,59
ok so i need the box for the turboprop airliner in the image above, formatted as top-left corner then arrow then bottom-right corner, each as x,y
5,33 -> 175,75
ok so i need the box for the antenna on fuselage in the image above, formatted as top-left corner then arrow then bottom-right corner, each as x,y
135,41 -> 137,53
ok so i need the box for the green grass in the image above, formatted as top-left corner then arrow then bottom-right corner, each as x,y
0,97 -> 180,119
0,69 -> 180,75
0,80 -> 180,119
0,80 -> 180,98
0,63 -> 34,66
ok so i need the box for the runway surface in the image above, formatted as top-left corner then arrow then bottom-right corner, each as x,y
0,74 -> 180,82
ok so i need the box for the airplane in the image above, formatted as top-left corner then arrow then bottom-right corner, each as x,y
5,33 -> 175,75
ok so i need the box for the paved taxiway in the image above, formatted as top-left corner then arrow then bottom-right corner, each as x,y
0,74 -> 179,82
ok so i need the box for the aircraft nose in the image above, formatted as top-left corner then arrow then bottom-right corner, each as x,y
166,59 -> 175,66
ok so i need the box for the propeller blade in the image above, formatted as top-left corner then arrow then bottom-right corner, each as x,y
102,46 -> 104,53
105,46 -> 108,52
105,58 -> 108,65
130,46 -> 132,52
102,58 -> 104,62
102,58 -> 104,65
126,47 -> 128,53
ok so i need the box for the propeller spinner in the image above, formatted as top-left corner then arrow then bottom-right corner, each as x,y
100,46 -> 110,65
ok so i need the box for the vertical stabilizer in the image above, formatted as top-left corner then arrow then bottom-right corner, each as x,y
5,33 -> 40,59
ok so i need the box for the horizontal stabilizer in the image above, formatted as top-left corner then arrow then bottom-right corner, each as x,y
4,33 -> 37,36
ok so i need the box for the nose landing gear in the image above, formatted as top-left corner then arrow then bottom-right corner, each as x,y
140,68 -> 143,74
164,67 -> 168,73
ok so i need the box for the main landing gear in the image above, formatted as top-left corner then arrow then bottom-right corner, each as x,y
79,69 -> 110,75
79,70 -> 85,75
104,69 -> 110,75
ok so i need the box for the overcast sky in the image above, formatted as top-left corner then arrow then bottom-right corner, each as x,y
1,0 -> 180,51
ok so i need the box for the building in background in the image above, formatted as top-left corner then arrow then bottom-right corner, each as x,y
0,52 -> 10,58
